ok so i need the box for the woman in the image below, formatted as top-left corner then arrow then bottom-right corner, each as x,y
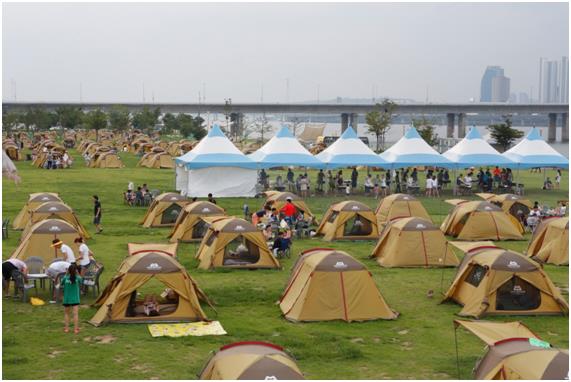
61,264 -> 82,334
74,237 -> 94,276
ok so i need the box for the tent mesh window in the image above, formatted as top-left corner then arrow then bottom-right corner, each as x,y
126,278 -> 180,318
509,203 -> 530,219
465,265 -> 487,287
191,220 -> 209,239
205,232 -> 218,247
327,211 -> 339,223
343,215 -> 373,236
496,276 -> 541,311
161,204 -> 182,225
223,236 -> 261,266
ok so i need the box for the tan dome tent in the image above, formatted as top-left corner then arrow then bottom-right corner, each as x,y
442,244 -> 568,318
92,152 -> 124,168
23,201 -> 90,239
316,200 -> 379,241
140,152 -> 175,169
454,319 -> 568,380
375,193 -> 431,227
370,217 -> 459,267
476,193 -> 533,220
527,217 -> 569,266
199,341 -> 304,380
440,200 -> 524,241
3,140 -> 22,160
89,251 -> 212,326
195,216 -> 280,270
262,191 -> 316,223
140,193 -> 189,228
168,201 -> 226,243
11,219 -> 81,263
12,192 -> 63,229
279,248 -> 398,322
127,242 -> 178,257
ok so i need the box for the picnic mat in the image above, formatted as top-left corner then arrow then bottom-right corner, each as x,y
148,321 -> 227,338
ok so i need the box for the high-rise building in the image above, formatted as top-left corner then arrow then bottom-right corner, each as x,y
491,75 -> 511,102
539,58 -> 561,103
561,56 -> 569,103
480,66 -> 505,102
509,92 -> 517,103
518,92 -> 530,104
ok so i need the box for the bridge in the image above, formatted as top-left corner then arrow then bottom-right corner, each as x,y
3,101 -> 569,142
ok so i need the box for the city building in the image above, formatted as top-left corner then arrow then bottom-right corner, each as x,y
561,56 -> 569,103
480,66 -> 505,102
539,58 -> 559,103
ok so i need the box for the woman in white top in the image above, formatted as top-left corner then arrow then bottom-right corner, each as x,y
425,177 -> 433,197
74,237 -> 94,275
51,239 -> 76,264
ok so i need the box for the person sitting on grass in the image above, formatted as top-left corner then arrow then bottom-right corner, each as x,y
61,264 -> 82,334
272,230 -> 291,257
543,177 -> 553,190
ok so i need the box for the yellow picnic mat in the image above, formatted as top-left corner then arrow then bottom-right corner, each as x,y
148,321 -> 227,338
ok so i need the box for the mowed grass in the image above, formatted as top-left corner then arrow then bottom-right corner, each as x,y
2,149 -> 569,380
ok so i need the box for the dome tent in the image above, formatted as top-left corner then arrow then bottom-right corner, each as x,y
316,200 -> 379,241
527,217 -> 569,266
248,126 -> 323,168
379,127 -> 451,168
442,244 -> 568,318
199,341 -> 304,380
175,125 -> 258,197
195,216 -> 280,270
24,201 -> 90,239
279,248 -> 398,322
13,192 -> 63,230
89,250 -> 212,326
316,127 -> 387,168
375,193 -> 431,228
503,127 -> 569,168
476,193 -> 533,221
443,127 -> 514,168
440,200 -> 523,241
370,217 -> 459,267
262,191 -> 316,224
168,201 -> 226,243
140,193 -> 190,228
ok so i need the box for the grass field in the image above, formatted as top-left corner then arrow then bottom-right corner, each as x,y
2,149 -> 569,380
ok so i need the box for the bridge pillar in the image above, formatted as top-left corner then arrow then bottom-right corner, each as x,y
349,113 -> 358,132
446,113 -> 455,138
548,113 -> 557,142
341,113 -> 349,133
457,113 -> 466,138
561,113 -> 568,142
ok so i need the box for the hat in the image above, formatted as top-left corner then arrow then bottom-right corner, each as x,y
50,239 -> 63,248
286,197 -> 293,201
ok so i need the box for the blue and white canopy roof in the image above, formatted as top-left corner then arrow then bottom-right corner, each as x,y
248,126 -> 323,168
443,127 -> 514,168
175,125 -> 257,169
503,127 -> 568,168
316,127 -> 388,168
379,127 -> 452,168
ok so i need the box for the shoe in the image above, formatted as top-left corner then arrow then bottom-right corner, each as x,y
49,300 -> 56,304
64,328 -> 69,333
74,328 -> 80,335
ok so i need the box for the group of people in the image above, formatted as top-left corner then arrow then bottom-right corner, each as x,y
125,182 -> 152,207
40,147 -> 72,169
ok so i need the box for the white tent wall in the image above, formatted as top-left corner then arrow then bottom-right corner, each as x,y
175,165 -> 188,192
185,167 -> 257,197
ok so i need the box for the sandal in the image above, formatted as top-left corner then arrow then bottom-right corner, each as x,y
74,328 -> 80,335
64,328 -> 70,333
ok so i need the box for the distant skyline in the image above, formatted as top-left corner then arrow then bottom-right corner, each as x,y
2,2 -> 569,103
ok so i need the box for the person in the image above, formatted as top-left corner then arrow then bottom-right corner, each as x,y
207,193 -> 217,205
543,177 -> 553,190
280,197 -> 297,224
51,239 -> 76,263
275,175 -> 284,191
2,258 -> 28,297
142,183 -> 149,194
555,170 -> 562,189
351,168 -> 358,189
286,169 -> 295,193
493,166 -> 501,188
259,169 -> 268,189
317,170 -> 325,193
364,174 -> 374,194
128,181 -> 134,192
262,224 -> 273,241
300,175 -> 309,198
326,170 -> 334,195
411,168 -> 418,183
380,174 -> 388,197
62,151 -> 71,168
61,264 -> 82,334
442,170 -> 450,188
268,207 -> 279,223
527,206 -> 542,231
432,175 -> 439,197
272,231 -> 290,257
47,260 -> 71,303
93,195 -> 102,234
394,171 -> 401,193
74,237 -> 94,275
135,187 -> 144,206
125,189 -> 135,206
252,206 -> 270,225
143,295 -> 160,316
463,173 -> 473,189
425,175 -> 433,197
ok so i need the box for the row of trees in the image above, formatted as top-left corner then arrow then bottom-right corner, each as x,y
2,106 -> 207,140
365,100 -> 523,152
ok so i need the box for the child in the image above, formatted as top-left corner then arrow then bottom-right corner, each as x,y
61,264 -> 82,334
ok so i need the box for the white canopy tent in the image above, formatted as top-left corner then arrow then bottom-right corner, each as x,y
316,127 -> 387,168
443,127 -> 514,168
379,127 -> 452,168
503,127 -> 568,168
175,125 -> 258,197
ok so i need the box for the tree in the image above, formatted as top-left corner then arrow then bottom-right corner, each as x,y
2,112 -> 23,135
487,116 -> 524,151
177,114 -> 206,140
83,109 -> 108,140
290,117 -> 302,136
412,116 -> 439,147
252,115 -> 272,144
23,108 -> 58,131
365,99 -> 397,151
56,106 -> 83,130
162,113 -> 178,135
132,106 -> 160,133
108,105 -> 131,132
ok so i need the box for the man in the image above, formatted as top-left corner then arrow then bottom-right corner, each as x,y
279,197 -> 297,223
207,193 -> 217,205
351,168 -> 358,189
317,169 -> 325,193
286,169 -> 295,193
93,195 -> 102,234
2,258 -> 28,297
51,239 -> 76,263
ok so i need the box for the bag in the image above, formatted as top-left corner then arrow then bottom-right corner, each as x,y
30,297 -> 45,306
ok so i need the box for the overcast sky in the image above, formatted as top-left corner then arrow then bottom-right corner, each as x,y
2,2 -> 568,103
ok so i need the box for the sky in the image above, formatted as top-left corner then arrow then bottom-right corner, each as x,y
2,2 -> 569,103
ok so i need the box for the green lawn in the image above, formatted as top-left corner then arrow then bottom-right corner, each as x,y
2,149 -> 568,380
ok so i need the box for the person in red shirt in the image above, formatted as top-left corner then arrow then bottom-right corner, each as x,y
280,197 -> 297,220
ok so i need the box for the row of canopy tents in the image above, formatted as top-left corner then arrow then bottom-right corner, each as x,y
175,124 -> 568,197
